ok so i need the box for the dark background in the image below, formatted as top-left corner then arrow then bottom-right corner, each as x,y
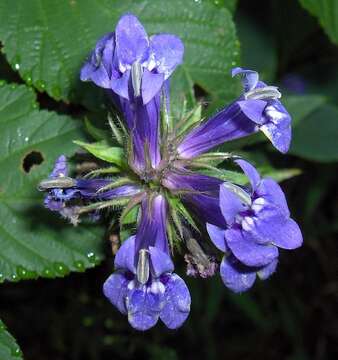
1,1 -> 338,359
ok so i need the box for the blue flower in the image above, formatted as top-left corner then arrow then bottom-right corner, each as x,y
81,14 -> 184,105
232,67 -> 292,153
81,14 -> 184,171
103,195 -> 191,330
207,159 -> 302,292
177,67 -> 291,159
42,155 -> 140,223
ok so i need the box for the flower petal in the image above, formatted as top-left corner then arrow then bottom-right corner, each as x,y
219,184 -> 247,225
111,70 -> 130,100
237,99 -> 267,124
141,69 -> 164,104
220,255 -> 256,293
50,155 -> 68,177
115,14 -> 149,68
149,246 -> 174,277
127,285 -> 164,331
103,272 -> 129,314
256,178 -> 290,217
235,159 -> 261,192
257,258 -> 278,280
206,223 -> 227,252
160,273 -> 191,329
260,101 -> 291,153
250,211 -> 303,250
232,67 -> 259,92
150,34 -> 184,78
114,236 -> 136,273
225,228 -> 279,267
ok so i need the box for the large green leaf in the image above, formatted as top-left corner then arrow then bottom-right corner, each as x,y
0,0 -> 239,112
237,16 -> 277,81
299,0 -> 338,44
0,320 -> 23,360
0,83 -> 104,282
290,104 -> 338,162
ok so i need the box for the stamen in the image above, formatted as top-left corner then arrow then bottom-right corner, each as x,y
136,249 -> 150,285
38,177 -> 76,191
244,86 -> 281,101
131,61 -> 143,97
223,182 -> 252,206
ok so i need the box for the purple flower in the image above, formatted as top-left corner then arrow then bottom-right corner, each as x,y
81,14 -> 184,105
162,170 -> 226,227
177,101 -> 257,159
80,32 -> 115,89
41,155 -> 140,223
207,159 -> 302,292
81,14 -> 184,171
177,67 -> 292,159
231,67 -> 292,153
103,195 -> 191,330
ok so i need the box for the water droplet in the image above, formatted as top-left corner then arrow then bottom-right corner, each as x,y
74,260 -> 85,272
11,274 -> 18,281
54,262 -> 70,276
24,136 -> 29,142
11,347 -> 22,357
11,83 -> 17,90
13,55 -> 21,69
43,268 -> 54,278
87,252 -> 99,264
16,266 -> 28,279
23,73 -> 33,85
35,80 -> 46,91
0,273 -> 4,283
51,85 -> 61,99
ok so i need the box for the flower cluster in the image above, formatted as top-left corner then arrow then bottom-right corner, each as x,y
39,14 -> 302,331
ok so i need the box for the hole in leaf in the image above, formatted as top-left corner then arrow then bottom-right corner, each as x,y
193,84 -> 208,100
22,151 -> 44,173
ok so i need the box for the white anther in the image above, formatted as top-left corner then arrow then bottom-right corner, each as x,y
136,249 -> 150,285
244,86 -> 281,101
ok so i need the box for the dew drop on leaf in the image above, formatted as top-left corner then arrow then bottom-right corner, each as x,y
74,260 -> 85,271
36,80 -> 46,90
54,262 -> 70,276
43,268 -> 54,278
87,252 -> 99,264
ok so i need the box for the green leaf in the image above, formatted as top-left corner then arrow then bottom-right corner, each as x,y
290,104 -> 338,162
0,320 -> 23,360
283,94 -> 327,126
0,0 -> 240,113
211,0 -> 238,13
74,141 -> 125,167
299,0 -> 338,44
0,83 -> 104,282
237,15 -> 277,81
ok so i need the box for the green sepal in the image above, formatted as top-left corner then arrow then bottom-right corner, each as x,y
176,103 -> 202,137
83,166 -> 121,178
74,140 -> 125,167
84,117 -> 111,142
108,113 -> 124,146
